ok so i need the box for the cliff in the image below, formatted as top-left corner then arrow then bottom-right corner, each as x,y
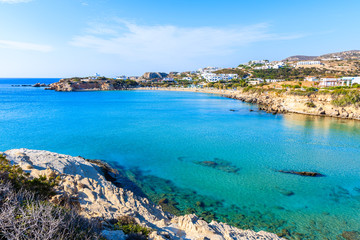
226,89 -> 360,120
138,87 -> 360,121
2,149 -> 282,240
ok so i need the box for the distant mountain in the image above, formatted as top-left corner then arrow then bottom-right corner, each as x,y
282,50 -> 360,61
283,55 -> 317,61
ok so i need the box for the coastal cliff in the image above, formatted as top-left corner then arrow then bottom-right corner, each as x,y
138,87 -> 360,121
226,89 -> 360,120
2,149 -> 282,240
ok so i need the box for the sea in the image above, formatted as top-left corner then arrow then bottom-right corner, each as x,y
0,78 -> 359,239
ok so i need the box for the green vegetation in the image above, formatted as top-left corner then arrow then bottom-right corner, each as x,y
331,90 -> 360,107
0,154 -> 58,199
0,154 -> 100,239
305,102 -> 316,108
252,67 -> 338,80
114,216 -> 152,239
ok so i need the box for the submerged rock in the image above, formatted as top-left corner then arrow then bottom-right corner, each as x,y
342,231 -> 360,240
195,158 -> 241,175
277,170 -> 325,177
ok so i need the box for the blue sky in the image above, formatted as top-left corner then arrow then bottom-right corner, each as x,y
0,0 -> 359,77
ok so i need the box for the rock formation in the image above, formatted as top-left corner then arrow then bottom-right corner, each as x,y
2,149 -> 282,240
141,72 -> 168,80
225,90 -> 360,120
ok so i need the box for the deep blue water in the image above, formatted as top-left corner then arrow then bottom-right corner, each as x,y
0,79 -> 360,239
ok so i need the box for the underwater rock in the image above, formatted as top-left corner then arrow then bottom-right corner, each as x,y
342,231 -> 360,240
229,109 -> 236,112
277,170 -> 325,177
278,189 -> 294,197
195,158 -> 240,175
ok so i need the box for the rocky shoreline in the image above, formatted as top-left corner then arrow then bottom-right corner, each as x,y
2,149 -> 282,240
47,79 -> 360,121
137,87 -> 360,121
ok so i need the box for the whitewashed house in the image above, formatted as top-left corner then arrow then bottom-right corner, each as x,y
319,78 -> 352,87
305,76 -> 319,82
248,78 -> 264,85
297,61 -> 322,66
265,79 -> 285,83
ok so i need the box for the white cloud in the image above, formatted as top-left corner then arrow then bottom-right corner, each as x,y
70,20 -> 303,63
0,0 -> 31,3
0,40 -> 53,52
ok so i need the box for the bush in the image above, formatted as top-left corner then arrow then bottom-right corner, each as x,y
305,102 -> 316,108
0,154 -> 58,199
331,90 -> 360,107
114,216 -> 152,239
0,182 -> 99,240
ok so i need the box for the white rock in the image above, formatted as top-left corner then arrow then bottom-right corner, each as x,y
4,149 -> 283,240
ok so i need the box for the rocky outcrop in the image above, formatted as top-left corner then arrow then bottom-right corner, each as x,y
48,79 -> 138,92
3,149 -> 282,240
226,90 -> 360,120
142,72 -> 168,80
277,170 -> 325,177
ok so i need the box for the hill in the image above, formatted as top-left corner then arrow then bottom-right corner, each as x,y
283,55 -> 317,61
283,50 -> 360,61
319,50 -> 360,60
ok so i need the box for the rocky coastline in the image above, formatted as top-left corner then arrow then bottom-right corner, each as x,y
137,87 -> 360,121
48,79 -> 137,92
1,149 -> 282,240
47,78 -> 360,120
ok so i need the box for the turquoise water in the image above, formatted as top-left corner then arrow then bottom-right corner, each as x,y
1,79 -> 360,239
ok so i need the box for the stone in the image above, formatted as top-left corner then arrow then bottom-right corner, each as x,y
4,149 -> 283,240
277,170 -> 325,177
342,231 -> 360,240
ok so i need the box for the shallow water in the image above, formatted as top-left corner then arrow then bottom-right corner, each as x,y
0,79 -> 359,239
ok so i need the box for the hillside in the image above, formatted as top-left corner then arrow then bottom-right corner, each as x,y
319,50 -> 360,60
283,50 -> 360,61
283,55 -> 317,61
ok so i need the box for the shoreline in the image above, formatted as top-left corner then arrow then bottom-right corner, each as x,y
2,148 -> 283,240
135,87 -> 360,121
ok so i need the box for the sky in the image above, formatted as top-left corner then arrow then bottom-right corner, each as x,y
0,0 -> 359,77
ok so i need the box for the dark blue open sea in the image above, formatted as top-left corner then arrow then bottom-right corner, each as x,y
0,78 -> 360,239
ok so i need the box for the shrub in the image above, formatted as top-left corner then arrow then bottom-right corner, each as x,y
0,154 -> 58,199
305,102 -> 316,108
331,90 -> 360,107
114,216 -> 152,239
0,181 -> 99,240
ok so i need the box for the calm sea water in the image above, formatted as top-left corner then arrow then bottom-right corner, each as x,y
0,79 -> 359,239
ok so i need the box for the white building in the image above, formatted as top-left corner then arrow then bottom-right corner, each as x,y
249,60 -> 269,65
265,79 -> 285,83
198,67 -> 222,74
319,78 -> 352,87
297,61 -> 322,66
342,77 -> 360,85
248,78 -> 264,85
304,76 -> 319,82
201,73 -> 238,82
182,77 -> 193,81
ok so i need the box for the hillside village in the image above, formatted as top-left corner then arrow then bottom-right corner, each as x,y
49,50 -> 360,93
82,50 -> 360,90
